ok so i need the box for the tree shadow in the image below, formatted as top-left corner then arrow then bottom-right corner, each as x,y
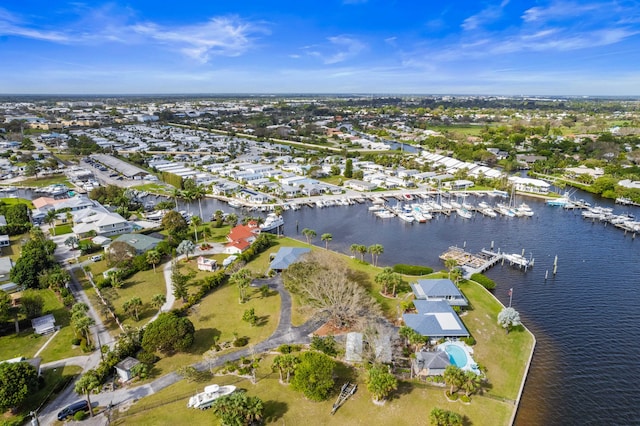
190,327 -> 222,354
255,315 -> 270,327
389,380 -> 414,401
347,270 -> 372,290
263,400 -> 288,423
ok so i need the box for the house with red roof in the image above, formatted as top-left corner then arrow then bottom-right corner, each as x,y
225,221 -> 260,254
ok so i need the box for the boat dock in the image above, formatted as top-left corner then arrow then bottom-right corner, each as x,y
439,246 -> 503,277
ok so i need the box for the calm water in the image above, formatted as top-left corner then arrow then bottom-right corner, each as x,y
40,187 -> 637,425
249,191 -> 638,426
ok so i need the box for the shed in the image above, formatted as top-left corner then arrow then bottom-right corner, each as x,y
32,314 -> 56,335
0,282 -> 19,293
197,256 -> 217,272
114,356 -> 141,382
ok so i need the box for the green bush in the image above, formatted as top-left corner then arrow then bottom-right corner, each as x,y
460,394 -> 471,403
71,337 -> 81,346
392,264 -> 433,275
470,273 -> 496,290
73,410 -> 87,421
278,344 -> 302,354
462,336 -> 476,346
310,336 -> 338,357
233,336 -> 249,347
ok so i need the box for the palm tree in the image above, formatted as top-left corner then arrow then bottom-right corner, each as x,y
230,268 -> 252,303
226,213 -> 238,227
151,293 -> 166,310
146,250 -> 161,273
192,184 -> 206,223
172,188 -> 183,210
321,233 -> 332,250
272,354 -> 299,384
445,258 -> 458,280
191,215 -> 202,243
350,244 -> 359,258
450,267 -> 463,286
443,365 -> 465,396
460,370 -> 483,397
375,267 -> 403,296
368,244 -> 384,267
74,371 -> 100,417
123,296 -> 143,321
44,209 -> 57,235
356,244 -> 368,262
177,239 -> 196,261
301,228 -> 316,245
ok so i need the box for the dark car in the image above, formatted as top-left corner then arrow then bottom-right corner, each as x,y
57,400 -> 89,420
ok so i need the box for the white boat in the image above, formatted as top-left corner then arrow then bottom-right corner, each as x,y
515,202 -> 534,217
228,200 -> 242,208
480,207 -> 497,218
368,205 -> 385,212
260,213 -> 284,232
187,384 -> 236,409
375,210 -> 396,219
397,212 -> 415,223
496,203 -> 516,217
456,208 -> 473,219
450,200 -> 462,209
503,253 -> 533,268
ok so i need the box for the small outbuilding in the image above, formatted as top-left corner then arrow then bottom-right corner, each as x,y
197,256 -> 217,272
412,350 -> 451,378
345,332 -> 363,363
31,314 -> 56,335
114,356 -> 141,382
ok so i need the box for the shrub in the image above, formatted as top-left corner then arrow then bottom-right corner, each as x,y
233,336 -> 249,347
470,273 -> 496,290
73,411 -> 86,421
136,350 -> 158,365
310,336 -> 338,357
71,337 -> 81,346
392,264 -> 433,275
462,336 -> 476,346
278,344 -> 301,354
460,394 -> 471,403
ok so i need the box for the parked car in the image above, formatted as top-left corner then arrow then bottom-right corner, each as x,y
57,400 -> 89,420
90,254 -> 103,262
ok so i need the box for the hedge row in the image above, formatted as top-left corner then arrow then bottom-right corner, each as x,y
392,264 -> 434,275
470,273 -> 496,290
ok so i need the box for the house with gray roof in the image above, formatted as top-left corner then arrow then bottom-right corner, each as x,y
111,233 -> 163,255
411,279 -> 468,307
412,350 -> 451,377
402,300 -> 469,339
269,247 -> 311,272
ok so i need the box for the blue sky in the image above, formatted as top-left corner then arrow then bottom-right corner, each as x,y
1,1 -> 639,95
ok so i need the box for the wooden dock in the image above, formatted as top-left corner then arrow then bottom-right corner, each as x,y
440,246 -> 503,277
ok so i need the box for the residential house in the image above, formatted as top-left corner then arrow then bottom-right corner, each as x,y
225,222 -> 260,254
412,350 -> 452,378
411,279 -> 468,307
268,247 -> 311,272
0,257 -> 13,282
32,314 -> 56,335
0,235 -> 9,248
402,300 -> 469,340
110,233 -> 162,255
72,209 -> 132,238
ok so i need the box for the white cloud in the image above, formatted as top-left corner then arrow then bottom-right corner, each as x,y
304,35 -> 366,64
0,6 -> 266,62
462,0 -> 510,31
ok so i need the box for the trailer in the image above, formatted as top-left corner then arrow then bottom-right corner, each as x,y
331,382 -> 357,415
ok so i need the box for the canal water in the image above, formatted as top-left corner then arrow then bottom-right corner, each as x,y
20,186 -> 639,424
244,191 -> 638,425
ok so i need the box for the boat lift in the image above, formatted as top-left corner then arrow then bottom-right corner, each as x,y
331,382 -> 357,415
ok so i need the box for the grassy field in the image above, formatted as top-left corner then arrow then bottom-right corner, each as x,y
13,174 -> 69,188
112,352 -> 513,426
0,198 -> 34,209
0,289 -> 84,363
150,274 -> 281,377
52,224 -> 72,235
458,280 -> 534,400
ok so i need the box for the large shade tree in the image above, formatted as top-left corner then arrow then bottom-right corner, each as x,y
497,307 -> 522,334
0,362 -> 39,412
141,312 -> 195,355
290,351 -> 335,401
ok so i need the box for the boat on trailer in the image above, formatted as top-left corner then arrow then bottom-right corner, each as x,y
187,384 -> 236,409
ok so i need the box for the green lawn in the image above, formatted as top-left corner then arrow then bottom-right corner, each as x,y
14,174 -> 69,188
0,197 -> 34,209
52,224 -> 72,235
0,289 -> 84,363
2,234 -> 29,261
113,353 -> 513,426
150,275 -> 281,377
458,280 -> 535,400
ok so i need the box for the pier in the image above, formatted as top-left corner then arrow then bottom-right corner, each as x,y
440,246 -> 503,278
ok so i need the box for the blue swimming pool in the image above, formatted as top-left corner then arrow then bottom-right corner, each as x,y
444,344 -> 468,368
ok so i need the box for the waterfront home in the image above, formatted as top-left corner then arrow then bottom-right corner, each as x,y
412,350 -> 451,378
345,179 -> 377,192
268,246 -> 311,272
402,300 -> 469,340
508,176 -> 551,194
225,222 -> 260,254
411,279 -> 468,307
72,210 -> 132,238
